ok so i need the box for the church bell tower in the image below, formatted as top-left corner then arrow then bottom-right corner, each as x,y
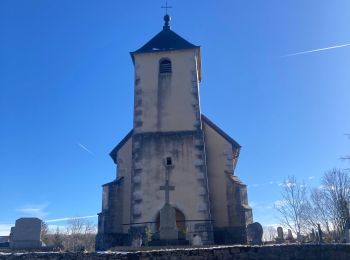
129,14 -> 213,243
131,14 -> 202,134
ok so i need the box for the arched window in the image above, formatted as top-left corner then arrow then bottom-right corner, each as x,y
159,59 -> 172,74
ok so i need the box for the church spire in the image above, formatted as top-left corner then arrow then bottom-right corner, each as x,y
161,2 -> 172,30
131,2 -> 198,55
163,14 -> 171,30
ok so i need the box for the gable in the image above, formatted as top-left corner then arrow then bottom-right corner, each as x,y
201,114 -> 241,149
109,129 -> 133,164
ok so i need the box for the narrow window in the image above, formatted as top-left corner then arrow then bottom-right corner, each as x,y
159,59 -> 172,74
166,157 -> 172,166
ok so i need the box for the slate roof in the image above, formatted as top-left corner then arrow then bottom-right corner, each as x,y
132,28 -> 199,54
109,129 -> 133,163
102,177 -> 124,187
131,15 -> 199,55
201,114 -> 241,149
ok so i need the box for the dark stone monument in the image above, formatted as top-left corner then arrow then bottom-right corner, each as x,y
310,228 -> 316,242
344,229 -> 350,243
9,227 -> 14,242
317,224 -> 323,243
276,226 -> 284,243
343,202 -> 350,243
286,229 -> 295,243
246,222 -> 263,245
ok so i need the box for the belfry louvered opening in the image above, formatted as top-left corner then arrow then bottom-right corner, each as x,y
159,59 -> 172,74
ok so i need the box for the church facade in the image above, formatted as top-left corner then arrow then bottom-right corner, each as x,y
96,15 -> 252,250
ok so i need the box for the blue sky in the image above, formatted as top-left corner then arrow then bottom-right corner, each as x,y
0,1 -> 349,235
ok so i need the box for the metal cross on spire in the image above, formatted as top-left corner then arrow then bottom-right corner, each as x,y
161,1 -> 172,15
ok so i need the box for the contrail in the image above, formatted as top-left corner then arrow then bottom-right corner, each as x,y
282,43 -> 350,57
78,143 -> 94,155
45,215 -> 97,223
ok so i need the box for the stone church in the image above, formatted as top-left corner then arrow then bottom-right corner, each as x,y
96,15 -> 252,250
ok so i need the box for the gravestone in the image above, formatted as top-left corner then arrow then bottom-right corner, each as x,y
192,234 -> 203,246
246,222 -> 263,245
131,233 -> 142,247
9,227 -> 15,242
10,218 -> 43,249
317,224 -> 323,243
343,203 -> 350,243
343,229 -> 350,243
296,232 -> 302,242
159,203 -> 178,240
286,229 -> 295,242
276,227 -> 284,243
310,228 -> 316,242
315,231 -> 319,243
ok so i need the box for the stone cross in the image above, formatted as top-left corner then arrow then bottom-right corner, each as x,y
159,165 -> 178,241
160,169 -> 174,205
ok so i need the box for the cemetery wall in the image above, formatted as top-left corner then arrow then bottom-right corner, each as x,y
1,244 -> 350,260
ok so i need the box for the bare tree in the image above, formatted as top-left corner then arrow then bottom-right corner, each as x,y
262,226 -> 277,242
81,221 -> 97,252
308,188 -> 331,232
63,218 -> 97,252
41,221 -> 49,245
302,187 -> 336,242
52,227 -> 64,250
275,176 -> 309,235
276,168 -> 350,242
321,168 -> 350,241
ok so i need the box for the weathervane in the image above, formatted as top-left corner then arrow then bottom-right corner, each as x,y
161,1 -> 172,15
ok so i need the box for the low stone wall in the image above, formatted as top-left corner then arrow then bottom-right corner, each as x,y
1,244 -> 350,259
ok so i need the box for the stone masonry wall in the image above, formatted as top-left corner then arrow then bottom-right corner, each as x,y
2,244 -> 350,260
